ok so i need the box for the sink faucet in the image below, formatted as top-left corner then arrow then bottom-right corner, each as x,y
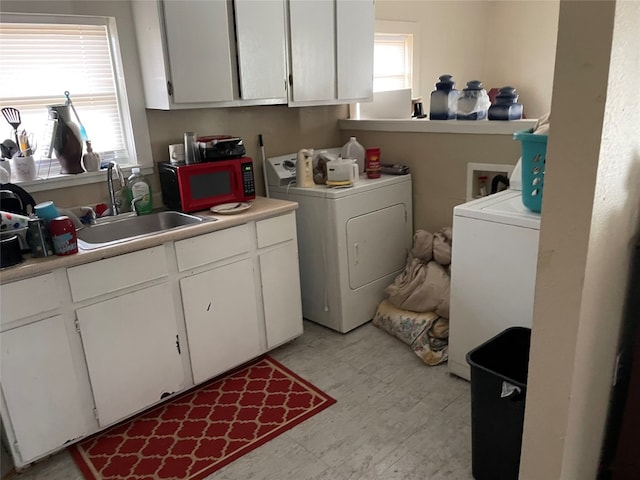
106,161 -> 126,215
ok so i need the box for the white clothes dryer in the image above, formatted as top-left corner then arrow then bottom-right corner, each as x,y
266,151 -> 413,333
448,187 -> 541,380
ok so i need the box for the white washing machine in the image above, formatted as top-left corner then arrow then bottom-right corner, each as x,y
266,150 -> 413,333
448,180 -> 541,380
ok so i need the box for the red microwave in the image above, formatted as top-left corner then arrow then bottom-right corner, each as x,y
158,158 -> 256,213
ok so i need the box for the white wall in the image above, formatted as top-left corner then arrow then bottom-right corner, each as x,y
375,0 -> 488,103
375,0 -> 559,118
484,1 -> 559,119
519,0 -> 640,477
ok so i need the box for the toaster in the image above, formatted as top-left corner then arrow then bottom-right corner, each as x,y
197,135 -> 246,161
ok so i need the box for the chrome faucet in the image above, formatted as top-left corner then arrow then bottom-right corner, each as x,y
106,161 -> 126,215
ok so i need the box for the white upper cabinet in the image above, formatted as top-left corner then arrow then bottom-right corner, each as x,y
162,0 -> 236,104
336,0 -> 375,101
132,0 -> 288,109
132,0 -> 373,109
288,0 -> 336,103
287,0 -> 374,106
235,0 -> 288,101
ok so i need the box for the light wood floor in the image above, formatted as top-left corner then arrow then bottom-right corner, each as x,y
4,320 -> 473,480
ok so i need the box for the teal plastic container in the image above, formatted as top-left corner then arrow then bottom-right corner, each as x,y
513,130 -> 547,213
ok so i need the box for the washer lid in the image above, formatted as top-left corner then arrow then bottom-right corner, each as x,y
454,190 -> 541,230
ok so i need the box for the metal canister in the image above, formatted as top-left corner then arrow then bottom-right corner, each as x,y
27,217 -> 54,257
365,147 -> 381,179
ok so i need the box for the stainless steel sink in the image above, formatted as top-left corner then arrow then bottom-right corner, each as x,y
77,211 -> 213,250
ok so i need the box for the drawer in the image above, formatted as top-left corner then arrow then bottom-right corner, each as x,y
256,212 -> 296,248
67,246 -> 167,302
175,224 -> 250,271
1,273 -> 60,324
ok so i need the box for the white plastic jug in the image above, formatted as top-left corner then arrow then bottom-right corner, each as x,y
341,137 -> 365,173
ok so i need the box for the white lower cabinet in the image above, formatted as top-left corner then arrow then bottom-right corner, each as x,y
180,258 -> 261,384
256,212 -> 303,348
0,315 -> 90,463
0,208 -> 303,468
76,283 -> 184,427
260,244 -> 303,348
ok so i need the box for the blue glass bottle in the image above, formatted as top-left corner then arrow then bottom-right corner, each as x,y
488,86 -> 523,120
429,75 -> 458,120
456,80 -> 490,120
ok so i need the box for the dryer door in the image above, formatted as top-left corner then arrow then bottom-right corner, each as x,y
347,203 -> 407,289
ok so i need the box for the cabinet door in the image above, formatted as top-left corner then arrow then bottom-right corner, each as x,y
180,259 -> 261,384
288,0 -> 335,102
1,316 -> 89,463
260,243 -> 303,348
76,283 -> 184,427
336,0 -> 374,101
0,273 -> 59,326
235,0 -> 287,101
162,0 -> 235,103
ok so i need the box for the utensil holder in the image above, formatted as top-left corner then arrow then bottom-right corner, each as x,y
12,155 -> 37,181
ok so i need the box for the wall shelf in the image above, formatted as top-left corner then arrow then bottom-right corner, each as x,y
339,118 -> 537,135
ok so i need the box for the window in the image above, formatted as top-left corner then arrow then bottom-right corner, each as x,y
374,33 -> 413,92
352,20 -> 419,120
0,14 -> 135,185
373,21 -> 419,95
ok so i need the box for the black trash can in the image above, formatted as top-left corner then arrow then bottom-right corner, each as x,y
466,326 -> 531,480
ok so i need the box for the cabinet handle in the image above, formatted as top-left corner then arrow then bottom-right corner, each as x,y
175,334 -> 181,355
353,242 -> 359,265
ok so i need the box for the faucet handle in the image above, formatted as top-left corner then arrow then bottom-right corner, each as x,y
130,194 -> 144,215
108,160 -> 126,188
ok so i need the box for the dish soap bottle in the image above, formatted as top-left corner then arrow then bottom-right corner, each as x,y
341,137 -> 365,173
81,140 -> 100,172
126,167 -> 153,214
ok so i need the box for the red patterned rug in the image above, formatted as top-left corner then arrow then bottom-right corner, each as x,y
69,355 -> 335,480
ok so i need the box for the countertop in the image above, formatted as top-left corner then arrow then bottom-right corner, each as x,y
0,196 -> 298,284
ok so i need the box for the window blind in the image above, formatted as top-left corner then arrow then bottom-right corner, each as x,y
0,21 -> 128,177
373,33 -> 413,93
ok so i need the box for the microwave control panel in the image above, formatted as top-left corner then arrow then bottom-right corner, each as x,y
241,161 -> 256,197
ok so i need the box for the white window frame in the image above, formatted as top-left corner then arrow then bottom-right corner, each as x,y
351,20 -> 420,120
374,20 -> 420,96
0,12 -> 152,193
